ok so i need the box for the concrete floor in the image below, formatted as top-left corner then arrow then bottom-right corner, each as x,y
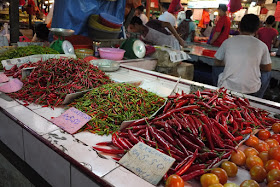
0,153 -> 34,187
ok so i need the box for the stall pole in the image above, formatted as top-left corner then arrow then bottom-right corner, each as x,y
9,0 -> 20,43
146,0 -> 151,18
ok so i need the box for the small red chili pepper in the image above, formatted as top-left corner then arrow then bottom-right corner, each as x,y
181,169 -> 206,181
176,149 -> 198,176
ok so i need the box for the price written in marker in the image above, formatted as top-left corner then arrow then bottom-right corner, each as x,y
119,142 -> 175,185
50,107 -> 91,134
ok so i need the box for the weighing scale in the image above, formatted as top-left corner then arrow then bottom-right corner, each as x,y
50,28 -> 75,54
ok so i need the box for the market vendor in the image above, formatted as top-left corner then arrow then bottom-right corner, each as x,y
129,16 -> 185,50
209,4 -> 231,47
257,16 -> 278,52
134,5 -> 149,24
214,14 -> 271,98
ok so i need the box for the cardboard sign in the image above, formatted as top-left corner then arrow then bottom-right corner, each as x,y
0,78 -> 23,93
50,107 -> 92,134
119,142 -> 175,185
0,73 -> 9,83
22,67 -> 35,79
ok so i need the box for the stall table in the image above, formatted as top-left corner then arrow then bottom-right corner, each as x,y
0,64 -> 280,187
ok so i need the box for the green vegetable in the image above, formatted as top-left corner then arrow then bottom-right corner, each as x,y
70,83 -> 165,135
0,45 -> 59,70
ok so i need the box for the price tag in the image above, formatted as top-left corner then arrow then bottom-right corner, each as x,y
119,142 -> 175,185
50,107 -> 92,134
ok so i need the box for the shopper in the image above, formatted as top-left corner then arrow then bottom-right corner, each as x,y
214,14 -> 271,98
134,5 -> 149,25
177,10 -> 196,43
257,15 -> 278,52
209,4 -> 231,47
158,3 -> 176,27
129,16 -> 184,50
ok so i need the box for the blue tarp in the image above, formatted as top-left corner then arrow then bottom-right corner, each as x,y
52,0 -> 126,36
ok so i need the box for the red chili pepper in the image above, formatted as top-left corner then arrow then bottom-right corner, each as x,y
233,136 -> 243,141
128,129 -> 139,144
122,138 -> 134,148
92,146 -> 125,154
199,115 -> 215,150
178,134 -> 201,151
163,101 -> 172,114
197,101 -> 211,110
112,157 -> 121,161
148,126 -> 171,154
180,130 -> 205,147
176,149 -> 198,176
174,154 -> 193,172
175,138 -> 192,156
221,150 -> 233,159
133,129 -> 146,136
163,121 -> 173,138
181,169 -> 205,181
125,117 -> 149,130
112,133 -> 124,150
211,119 -> 235,140
185,164 -> 206,174
153,105 -> 200,121
171,115 -> 182,131
175,100 -> 189,109
96,141 -> 113,146
156,129 -> 177,146
240,128 -> 252,135
207,157 -> 221,169
127,125 -> 146,131
207,95 -> 218,105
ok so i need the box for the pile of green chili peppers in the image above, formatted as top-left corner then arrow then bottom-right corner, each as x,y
0,46 -> 59,70
71,83 -> 165,135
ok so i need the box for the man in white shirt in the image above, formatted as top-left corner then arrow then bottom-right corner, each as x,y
158,3 -> 176,27
134,5 -> 149,25
214,14 -> 271,97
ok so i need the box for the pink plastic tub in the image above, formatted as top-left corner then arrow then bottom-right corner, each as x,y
98,48 -> 125,60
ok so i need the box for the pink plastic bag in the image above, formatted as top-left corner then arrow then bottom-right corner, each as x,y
0,73 -> 9,83
0,78 -> 23,93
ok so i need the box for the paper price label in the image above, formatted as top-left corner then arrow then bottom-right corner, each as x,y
50,107 -> 91,134
119,142 -> 175,185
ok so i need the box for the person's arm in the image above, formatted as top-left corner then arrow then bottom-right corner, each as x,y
160,21 -> 185,47
215,59 -> 225,66
210,32 -> 220,44
260,64 -> 271,72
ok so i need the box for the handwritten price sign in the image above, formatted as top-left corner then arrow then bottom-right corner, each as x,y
119,142 -> 175,185
50,107 -> 91,134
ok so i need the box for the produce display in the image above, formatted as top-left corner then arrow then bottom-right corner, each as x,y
92,88 -> 280,184
70,83 -> 165,135
7,58 -> 112,107
0,45 -> 59,70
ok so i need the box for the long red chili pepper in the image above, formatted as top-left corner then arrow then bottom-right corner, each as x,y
96,141 -> 113,146
128,129 -> 139,144
92,146 -> 125,154
174,155 -> 193,172
156,129 -> 177,145
181,169 -> 206,181
148,126 -> 171,155
176,149 -> 198,176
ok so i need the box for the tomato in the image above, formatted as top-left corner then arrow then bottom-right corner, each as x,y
246,155 -> 263,169
265,139 -> 280,148
268,180 -> 280,187
271,134 -> 280,143
272,122 -> 280,134
265,160 -> 280,172
255,142 -> 270,152
208,184 -> 223,187
268,146 -> 280,161
249,165 -> 267,183
221,161 -> 238,177
165,174 -> 184,187
258,129 -> 271,140
258,151 -> 269,164
267,169 -> 280,183
200,173 -> 219,187
223,183 -> 239,187
245,135 -> 259,147
230,150 -> 246,166
240,180 -> 259,187
211,168 -> 228,185
244,147 -> 259,158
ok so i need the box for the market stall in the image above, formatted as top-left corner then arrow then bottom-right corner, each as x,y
0,58 -> 280,186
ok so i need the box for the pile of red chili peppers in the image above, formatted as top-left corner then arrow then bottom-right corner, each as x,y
70,83 -> 165,135
7,58 -> 112,107
93,88 -> 280,181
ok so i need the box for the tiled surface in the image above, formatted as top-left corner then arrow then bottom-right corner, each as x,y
74,131 -> 112,149
0,97 -> 20,109
70,166 -> 100,187
15,100 -> 42,110
33,107 -> 65,120
103,166 -> 154,187
43,130 -> 119,177
0,111 -> 24,160
5,105 -> 59,135
23,129 -> 71,187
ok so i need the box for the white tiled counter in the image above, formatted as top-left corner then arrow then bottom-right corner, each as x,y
1,65 -> 280,187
